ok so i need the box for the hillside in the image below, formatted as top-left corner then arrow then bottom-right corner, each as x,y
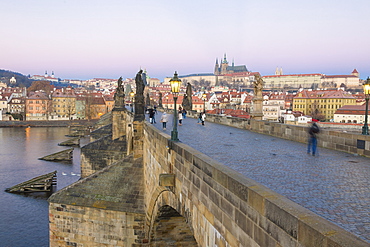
0,69 -> 34,87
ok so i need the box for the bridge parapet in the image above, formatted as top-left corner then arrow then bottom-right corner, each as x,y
143,122 -> 368,246
185,110 -> 370,158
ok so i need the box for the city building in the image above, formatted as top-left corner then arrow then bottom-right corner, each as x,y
334,104 -> 368,123
293,89 -> 356,121
104,94 -> 115,112
75,95 -> 87,120
25,91 -> 51,120
263,69 -> 360,90
7,97 -> 25,118
263,73 -> 322,90
89,94 -> 107,119
321,69 -> 360,88
51,87 -> 77,120
0,96 -> 8,112
31,71 -> 59,83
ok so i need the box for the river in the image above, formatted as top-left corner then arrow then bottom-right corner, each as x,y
0,127 -> 87,247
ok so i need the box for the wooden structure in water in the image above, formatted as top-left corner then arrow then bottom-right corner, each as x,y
39,148 -> 73,161
5,171 -> 57,193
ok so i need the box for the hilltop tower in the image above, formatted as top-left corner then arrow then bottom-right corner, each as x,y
351,69 -> 359,77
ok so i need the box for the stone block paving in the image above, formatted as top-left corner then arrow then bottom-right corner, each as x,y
147,112 -> 370,243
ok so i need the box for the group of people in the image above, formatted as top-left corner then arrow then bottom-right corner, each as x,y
155,107 -> 206,130
152,107 -> 320,156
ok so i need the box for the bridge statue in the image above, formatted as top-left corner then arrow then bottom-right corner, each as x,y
251,73 -> 263,120
182,82 -> 193,111
158,92 -> 163,108
113,77 -> 125,108
134,69 -> 145,118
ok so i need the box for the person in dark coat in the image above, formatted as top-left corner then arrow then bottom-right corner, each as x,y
307,121 -> 320,156
149,109 -> 156,124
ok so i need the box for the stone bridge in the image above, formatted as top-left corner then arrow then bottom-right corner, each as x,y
48,107 -> 369,246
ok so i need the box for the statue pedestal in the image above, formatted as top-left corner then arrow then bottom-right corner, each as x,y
112,108 -> 126,140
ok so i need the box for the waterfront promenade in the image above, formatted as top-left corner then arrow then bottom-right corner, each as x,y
148,111 -> 370,243
0,119 -> 96,127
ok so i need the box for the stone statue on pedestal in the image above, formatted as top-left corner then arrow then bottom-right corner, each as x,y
158,92 -> 163,108
134,70 -> 145,117
182,83 -> 193,111
253,74 -> 263,98
251,74 -> 263,120
114,77 -> 125,108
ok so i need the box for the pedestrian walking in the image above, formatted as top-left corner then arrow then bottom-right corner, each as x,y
201,112 -> 206,126
197,112 -> 202,124
182,109 -> 187,119
160,112 -> 168,130
149,109 -> 156,124
307,120 -> 320,156
178,110 -> 183,126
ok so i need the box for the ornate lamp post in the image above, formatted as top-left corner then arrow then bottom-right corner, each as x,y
202,93 -> 207,112
129,91 -> 135,112
170,72 -> 181,141
362,77 -> 370,135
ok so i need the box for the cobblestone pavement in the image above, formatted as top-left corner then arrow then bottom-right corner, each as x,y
148,112 -> 370,243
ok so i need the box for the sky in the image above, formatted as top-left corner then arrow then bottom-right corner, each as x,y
2,0 -> 370,81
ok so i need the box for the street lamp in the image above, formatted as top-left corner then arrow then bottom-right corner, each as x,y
129,91 -> 135,112
170,71 -> 181,141
362,77 -> 370,135
202,93 -> 207,112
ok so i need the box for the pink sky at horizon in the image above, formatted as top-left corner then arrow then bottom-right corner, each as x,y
2,0 -> 370,81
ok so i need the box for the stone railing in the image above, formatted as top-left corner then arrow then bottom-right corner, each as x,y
185,110 -> 370,158
143,122 -> 368,246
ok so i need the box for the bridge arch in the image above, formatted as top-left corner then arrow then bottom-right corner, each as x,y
150,204 -> 198,246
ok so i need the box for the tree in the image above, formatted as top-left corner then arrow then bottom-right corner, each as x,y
64,98 -> 76,120
27,81 -> 54,95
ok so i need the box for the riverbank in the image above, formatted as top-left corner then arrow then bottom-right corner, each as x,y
0,120 -> 97,127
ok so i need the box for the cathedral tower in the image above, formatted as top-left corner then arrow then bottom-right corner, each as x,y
214,58 -> 220,75
221,53 -> 228,74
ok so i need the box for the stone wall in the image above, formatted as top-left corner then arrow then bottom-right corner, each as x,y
143,123 -> 368,246
49,203 -> 144,246
80,135 -> 126,178
49,158 -> 146,246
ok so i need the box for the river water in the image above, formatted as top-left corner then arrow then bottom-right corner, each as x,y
0,127 -> 87,247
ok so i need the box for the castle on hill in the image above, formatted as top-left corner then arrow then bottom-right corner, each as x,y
214,54 -> 249,75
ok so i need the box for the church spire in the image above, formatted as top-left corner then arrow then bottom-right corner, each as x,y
214,58 -> 220,75
222,53 -> 228,64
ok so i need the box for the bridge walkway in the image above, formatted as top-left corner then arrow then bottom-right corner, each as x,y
146,111 -> 370,243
